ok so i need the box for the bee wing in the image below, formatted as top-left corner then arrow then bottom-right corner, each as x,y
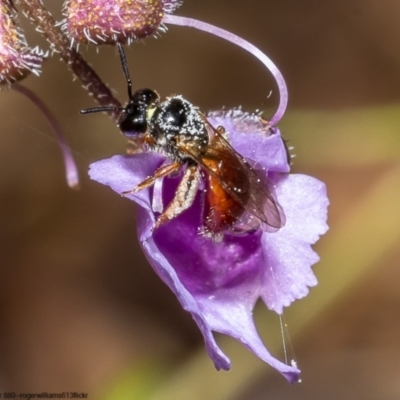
178,122 -> 285,230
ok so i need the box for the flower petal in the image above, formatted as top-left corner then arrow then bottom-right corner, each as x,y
196,290 -> 301,383
145,180 -> 299,381
140,200 -> 299,381
88,123 -> 328,383
153,194 -> 263,295
138,211 -> 231,371
89,154 -> 231,370
261,174 -> 329,313
88,153 -> 164,211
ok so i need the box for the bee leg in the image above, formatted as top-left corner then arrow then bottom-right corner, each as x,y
126,133 -> 157,154
154,165 -> 200,229
126,137 -> 144,154
121,161 -> 181,196
216,125 -> 229,139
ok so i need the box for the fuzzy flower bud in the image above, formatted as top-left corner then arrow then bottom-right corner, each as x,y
0,0 -> 45,84
63,0 -> 182,45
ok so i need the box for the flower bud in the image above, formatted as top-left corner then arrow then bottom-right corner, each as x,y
0,0 -> 45,85
64,0 -> 182,45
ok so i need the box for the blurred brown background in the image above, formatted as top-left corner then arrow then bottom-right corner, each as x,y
1,0 -> 400,398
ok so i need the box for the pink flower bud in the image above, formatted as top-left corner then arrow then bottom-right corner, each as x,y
64,0 -> 182,45
0,1 -> 45,85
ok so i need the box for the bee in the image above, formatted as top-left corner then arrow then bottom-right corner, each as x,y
81,44 -> 285,240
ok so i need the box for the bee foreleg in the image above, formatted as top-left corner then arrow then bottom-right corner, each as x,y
121,161 -> 181,196
126,137 -> 144,154
154,165 -> 200,229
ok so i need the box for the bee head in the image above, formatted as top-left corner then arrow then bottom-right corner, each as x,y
118,88 -> 159,138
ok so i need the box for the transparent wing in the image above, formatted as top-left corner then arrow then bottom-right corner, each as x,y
178,121 -> 285,230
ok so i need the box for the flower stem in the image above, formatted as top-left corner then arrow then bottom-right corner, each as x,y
16,0 -> 121,121
12,82 -> 80,189
162,14 -> 288,126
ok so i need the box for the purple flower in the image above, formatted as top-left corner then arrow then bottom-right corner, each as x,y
80,9 -> 328,382
89,109 -> 329,383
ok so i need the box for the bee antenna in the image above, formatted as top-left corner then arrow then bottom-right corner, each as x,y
80,106 -> 125,115
116,42 -> 133,100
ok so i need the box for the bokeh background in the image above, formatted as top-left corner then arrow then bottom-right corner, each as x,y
1,0 -> 400,398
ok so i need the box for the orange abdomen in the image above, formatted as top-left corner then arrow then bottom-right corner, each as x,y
203,164 -> 246,234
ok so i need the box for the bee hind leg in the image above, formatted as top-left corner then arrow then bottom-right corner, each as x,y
154,165 -> 200,229
121,161 -> 181,196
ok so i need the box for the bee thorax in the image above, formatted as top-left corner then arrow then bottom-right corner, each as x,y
149,95 -> 209,161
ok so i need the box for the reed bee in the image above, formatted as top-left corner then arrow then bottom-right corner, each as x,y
81,44 -> 285,240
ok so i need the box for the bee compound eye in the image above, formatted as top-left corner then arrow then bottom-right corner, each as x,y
118,112 -> 147,138
133,89 -> 159,106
